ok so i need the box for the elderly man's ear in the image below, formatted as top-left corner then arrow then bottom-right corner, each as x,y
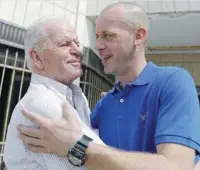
29,48 -> 44,70
100,92 -> 107,98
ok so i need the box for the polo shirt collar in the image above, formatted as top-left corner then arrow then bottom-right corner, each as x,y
111,62 -> 158,93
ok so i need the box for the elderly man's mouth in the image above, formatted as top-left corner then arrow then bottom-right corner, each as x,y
70,62 -> 81,67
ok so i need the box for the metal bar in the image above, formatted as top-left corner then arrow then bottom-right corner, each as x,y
0,153 -> 3,164
0,49 -> 9,98
83,68 -> 88,94
95,73 -> 98,105
0,63 -> 31,72
94,73 -> 98,107
0,39 -> 24,49
1,52 -> 18,154
93,73 -> 96,106
18,58 -> 27,101
91,71 -> 95,108
92,71 -> 95,107
88,69 -> 92,108
0,18 -> 26,30
82,62 -> 114,87
80,81 -> 108,92
0,153 -> 3,157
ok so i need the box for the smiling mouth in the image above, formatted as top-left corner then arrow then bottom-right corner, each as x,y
70,62 -> 82,68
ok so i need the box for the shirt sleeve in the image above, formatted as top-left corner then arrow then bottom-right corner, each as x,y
3,103 -> 47,170
155,69 -> 200,155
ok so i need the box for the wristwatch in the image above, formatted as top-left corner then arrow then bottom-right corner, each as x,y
67,135 -> 93,167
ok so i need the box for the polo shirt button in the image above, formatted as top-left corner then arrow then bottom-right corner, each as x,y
120,98 -> 124,103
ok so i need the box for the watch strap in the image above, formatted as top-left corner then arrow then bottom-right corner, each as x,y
77,135 -> 93,150
67,135 -> 93,166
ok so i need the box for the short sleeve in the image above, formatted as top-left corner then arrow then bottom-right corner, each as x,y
155,69 -> 200,154
90,99 -> 103,129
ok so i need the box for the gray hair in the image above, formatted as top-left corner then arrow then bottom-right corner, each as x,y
24,16 -> 68,71
99,2 -> 149,31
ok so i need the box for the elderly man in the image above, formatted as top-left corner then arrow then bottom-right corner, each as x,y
3,17 -> 104,170
17,2 -> 200,170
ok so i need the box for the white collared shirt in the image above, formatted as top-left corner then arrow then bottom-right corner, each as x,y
3,74 -> 104,170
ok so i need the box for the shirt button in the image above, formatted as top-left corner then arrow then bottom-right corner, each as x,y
120,98 -> 124,103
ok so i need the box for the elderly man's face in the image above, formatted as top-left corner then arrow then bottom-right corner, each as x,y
37,21 -> 82,85
95,8 -> 136,75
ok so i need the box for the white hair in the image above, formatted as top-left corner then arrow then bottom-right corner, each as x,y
24,16 -> 69,71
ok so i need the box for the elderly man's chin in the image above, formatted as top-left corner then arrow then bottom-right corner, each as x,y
72,68 -> 83,78
66,64 -> 82,77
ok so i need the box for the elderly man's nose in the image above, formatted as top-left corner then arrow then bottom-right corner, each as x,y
70,45 -> 82,58
71,42 -> 80,52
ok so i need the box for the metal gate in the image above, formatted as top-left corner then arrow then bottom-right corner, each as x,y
0,46 -> 31,165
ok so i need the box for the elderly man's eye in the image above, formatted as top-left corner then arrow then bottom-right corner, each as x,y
60,43 -> 66,47
60,42 -> 70,47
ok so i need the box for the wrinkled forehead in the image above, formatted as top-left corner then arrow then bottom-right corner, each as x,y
43,21 -> 77,43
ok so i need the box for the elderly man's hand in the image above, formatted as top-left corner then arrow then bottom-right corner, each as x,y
17,103 -> 83,156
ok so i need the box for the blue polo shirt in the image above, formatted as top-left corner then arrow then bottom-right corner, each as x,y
90,62 -> 200,162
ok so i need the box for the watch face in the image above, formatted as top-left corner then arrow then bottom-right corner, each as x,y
68,153 -> 84,167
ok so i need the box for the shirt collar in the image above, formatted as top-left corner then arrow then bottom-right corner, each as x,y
111,62 -> 158,93
30,73 -> 82,96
